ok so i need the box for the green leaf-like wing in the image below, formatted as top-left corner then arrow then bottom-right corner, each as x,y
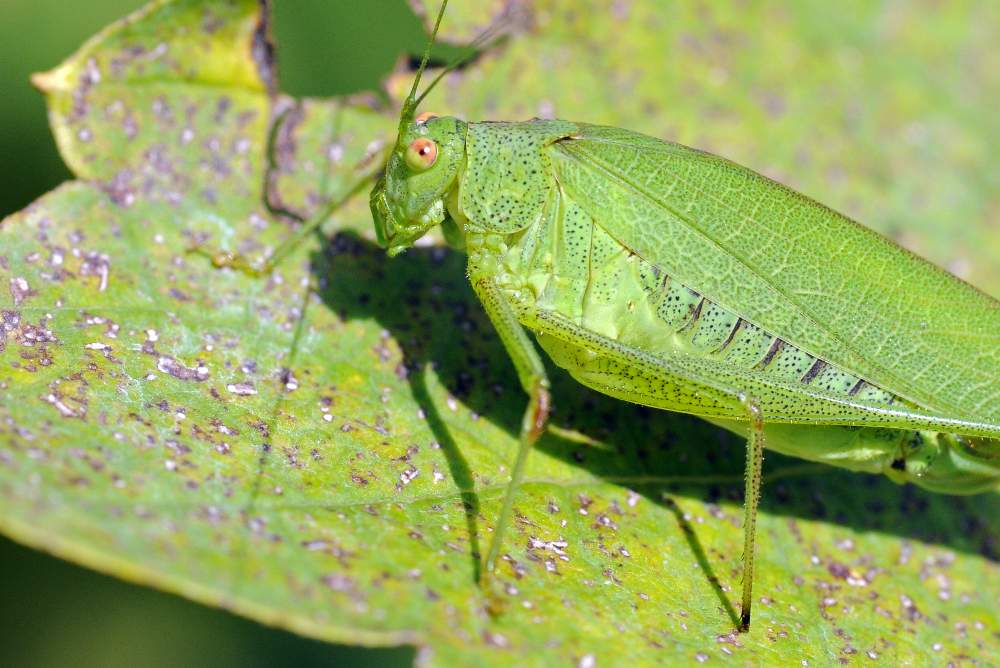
549,124 -> 1000,422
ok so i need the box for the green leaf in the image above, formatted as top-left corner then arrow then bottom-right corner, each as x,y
3,0 -> 999,666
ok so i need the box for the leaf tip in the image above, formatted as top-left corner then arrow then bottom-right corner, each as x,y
30,62 -> 73,95
30,69 -> 57,94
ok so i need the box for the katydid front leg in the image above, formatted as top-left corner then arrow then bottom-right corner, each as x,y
188,177 -> 374,277
469,269 -> 551,578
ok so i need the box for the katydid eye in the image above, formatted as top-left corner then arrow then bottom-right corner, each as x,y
415,111 -> 438,123
406,138 -> 438,171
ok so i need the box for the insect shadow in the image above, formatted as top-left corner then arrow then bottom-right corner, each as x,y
309,231 -> 999,603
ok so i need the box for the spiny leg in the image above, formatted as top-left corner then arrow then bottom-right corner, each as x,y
738,393 -> 765,632
485,378 -> 550,574
469,275 -> 551,583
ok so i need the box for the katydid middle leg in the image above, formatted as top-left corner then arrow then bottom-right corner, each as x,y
469,272 -> 551,578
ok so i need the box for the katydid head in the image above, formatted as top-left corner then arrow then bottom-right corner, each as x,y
370,114 -> 467,256
370,0 -> 479,256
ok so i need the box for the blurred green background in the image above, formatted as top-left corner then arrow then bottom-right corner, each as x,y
0,0 -> 441,665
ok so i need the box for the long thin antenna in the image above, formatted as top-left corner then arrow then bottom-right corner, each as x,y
412,25 -> 508,110
400,0 -> 450,129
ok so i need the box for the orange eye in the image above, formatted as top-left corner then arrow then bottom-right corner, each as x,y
405,138 -> 438,171
415,111 -> 438,123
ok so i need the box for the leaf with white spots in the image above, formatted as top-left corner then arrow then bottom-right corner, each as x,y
2,1 -> 999,666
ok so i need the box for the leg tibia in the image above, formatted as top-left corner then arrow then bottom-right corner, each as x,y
484,381 -> 550,575
739,394 -> 765,632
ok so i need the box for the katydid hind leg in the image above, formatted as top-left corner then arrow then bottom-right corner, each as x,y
520,302 -> 775,629
739,393 -> 765,633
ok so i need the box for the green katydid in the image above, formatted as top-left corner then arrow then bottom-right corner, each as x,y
369,0 -> 1000,632
208,1 -> 1000,632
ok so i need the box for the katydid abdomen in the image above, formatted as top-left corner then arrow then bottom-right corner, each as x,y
506,229 -> 1000,494
483,147 -> 1000,494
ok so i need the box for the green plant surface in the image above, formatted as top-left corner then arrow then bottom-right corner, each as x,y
1,1 -> 998,666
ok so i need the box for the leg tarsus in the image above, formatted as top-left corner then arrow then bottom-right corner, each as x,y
738,393 -> 765,633
186,246 -> 270,277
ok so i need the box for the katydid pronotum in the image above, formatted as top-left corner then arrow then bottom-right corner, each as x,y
204,1 -> 1000,632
